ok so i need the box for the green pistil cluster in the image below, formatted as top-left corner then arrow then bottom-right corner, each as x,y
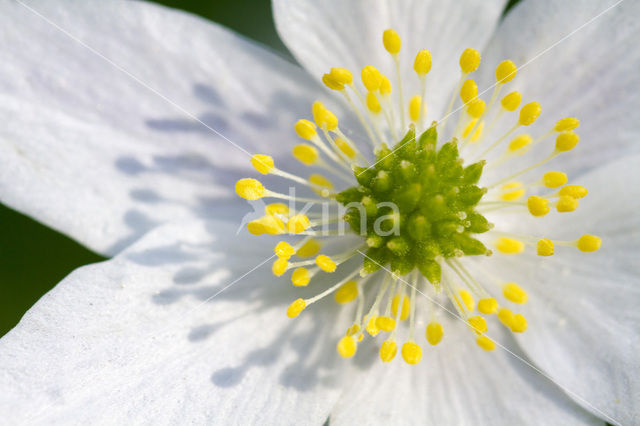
336,124 -> 492,285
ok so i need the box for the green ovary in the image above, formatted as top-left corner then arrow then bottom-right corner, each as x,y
336,124 -> 492,284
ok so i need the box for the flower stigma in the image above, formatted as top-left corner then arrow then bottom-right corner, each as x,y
235,29 -> 602,364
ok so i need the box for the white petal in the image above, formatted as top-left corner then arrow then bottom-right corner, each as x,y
485,155 -> 640,424
477,0 -> 640,175
331,319 -> 601,425
0,0 -> 325,255
273,0 -> 506,117
0,219 -> 350,424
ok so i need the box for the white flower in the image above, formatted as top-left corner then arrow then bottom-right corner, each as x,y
0,0 -> 638,424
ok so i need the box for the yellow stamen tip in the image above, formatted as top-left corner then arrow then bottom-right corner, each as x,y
315,254 -> 337,273
556,195 -> 579,212
495,237 -> 525,254
500,181 -> 525,201
518,102 -> 542,126
250,154 -> 274,174
543,171 -> 568,188
380,339 -> 398,362
497,307 -> 515,328
311,102 -> 338,131
409,95 -> 422,123
287,214 -> 310,233
379,75 -> 392,95
291,267 -> 310,287
510,313 -> 528,333
249,216 -> 284,236
508,134 -> 532,153
555,131 -> 580,152
274,241 -> 295,259
292,144 -> 318,166
361,65 -> 383,91
346,323 -> 360,336
468,315 -> 487,334
272,258 -> 288,277
426,322 -> 444,345
503,282 -> 528,304
460,79 -> 478,104
286,298 -> 306,318
335,137 -> 356,159
554,117 -> 579,132
459,48 -> 481,74
265,203 -> 289,217
476,335 -> 496,351
366,91 -> 382,114
391,294 -> 411,321
330,67 -> 353,85
382,29 -> 401,54
401,341 -> 422,364
337,335 -> 357,358
576,235 -> 602,252
366,316 -> 380,336
309,173 -> 333,197
536,238 -> 555,256
467,98 -> 486,119
322,73 -> 344,91
477,298 -> 498,315
335,280 -> 358,304
459,289 -> 475,312
496,59 -> 517,83
528,195 -> 550,217
235,178 -> 265,200
376,316 -> 396,332
296,238 -> 321,257
501,91 -> 522,111
559,185 -> 588,199
294,119 -> 317,140
413,49 -> 432,75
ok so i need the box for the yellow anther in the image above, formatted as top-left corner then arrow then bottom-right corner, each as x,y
409,95 -> 422,122
460,79 -> 478,104
291,267 -> 310,287
247,220 -> 266,236
501,182 -> 525,201
391,294 -> 410,321
322,73 -> 344,91
559,185 -> 588,199
477,298 -> 498,315
501,91 -> 522,111
346,324 -> 360,336
312,102 -> 338,131
413,49 -> 432,75
292,144 -> 318,166
476,335 -> 496,351
376,316 -> 396,332
508,134 -> 532,153
274,241 -> 295,259
576,235 -> 602,252
468,315 -> 487,334
426,322 -> 444,345
497,307 -> 514,328
496,237 -> 525,254
335,280 -> 358,304
528,196 -> 550,217
361,65 -> 383,91
294,119 -> 317,140
556,195 -> 579,212
235,178 -> 265,200
510,314 -> 528,333
537,238 -> 554,256
470,121 -> 484,142
496,60 -> 517,83
366,316 -> 380,336
382,29 -> 401,54
337,335 -> 357,358
330,67 -> 353,85
309,173 -> 333,190
554,117 -> 579,132
518,102 -> 542,126
380,339 -> 398,362
401,341 -> 422,364
459,289 -> 475,312
315,254 -> 337,273
467,98 -> 486,118
543,171 -> 568,188
287,214 -> 310,233
335,137 -> 356,159
250,154 -> 274,174
503,282 -> 528,304
459,48 -> 481,74
286,298 -> 306,318
265,203 -> 289,217
272,258 -> 288,277
379,75 -> 392,95
296,239 -> 321,257
366,91 -> 382,113
248,215 -> 284,236
555,131 -> 580,151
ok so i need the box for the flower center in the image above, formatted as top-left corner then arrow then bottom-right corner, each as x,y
235,29 -> 602,365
